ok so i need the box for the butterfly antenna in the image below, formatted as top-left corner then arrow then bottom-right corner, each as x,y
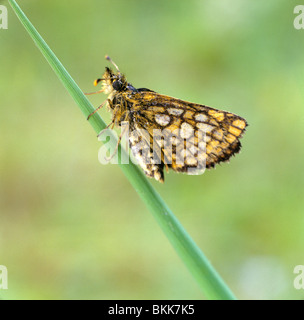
105,55 -> 120,73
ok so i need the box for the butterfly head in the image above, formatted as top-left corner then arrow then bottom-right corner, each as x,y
94,67 -> 127,94
94,56 -> 128,96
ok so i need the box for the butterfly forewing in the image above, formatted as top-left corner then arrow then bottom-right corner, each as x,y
123,91 -> 247,178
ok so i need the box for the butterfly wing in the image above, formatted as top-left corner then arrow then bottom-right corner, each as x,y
124,90 -> 247,180
128,125 -> 165,182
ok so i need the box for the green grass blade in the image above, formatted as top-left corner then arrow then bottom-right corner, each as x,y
8,0 -> 237,300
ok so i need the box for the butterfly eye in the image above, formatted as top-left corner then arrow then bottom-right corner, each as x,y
112,80 -> 124,91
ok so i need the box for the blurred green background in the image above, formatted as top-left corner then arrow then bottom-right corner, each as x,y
1,0 -> 304,300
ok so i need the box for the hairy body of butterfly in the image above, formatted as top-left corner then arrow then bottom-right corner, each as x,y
89,56 -> 248,183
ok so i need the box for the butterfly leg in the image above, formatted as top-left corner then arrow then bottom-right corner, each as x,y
97,119 -> 115,138
87,98 -> 113,120
103,122 -> 129,162
87,100 -> 107,120
84,88 -> 104,96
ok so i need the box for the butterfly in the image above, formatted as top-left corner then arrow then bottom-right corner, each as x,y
87,56 -> 248,183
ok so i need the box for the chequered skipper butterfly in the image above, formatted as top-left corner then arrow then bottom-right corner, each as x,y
87,56 -> 248,183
